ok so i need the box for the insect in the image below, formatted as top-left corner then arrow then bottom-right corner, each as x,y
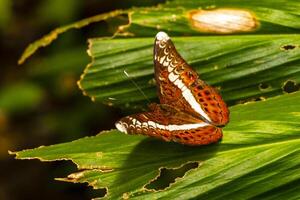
115,32 -> 229,146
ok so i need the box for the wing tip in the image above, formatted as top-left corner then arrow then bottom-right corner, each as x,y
115,121 -> 128,133
156,31 -> 170,41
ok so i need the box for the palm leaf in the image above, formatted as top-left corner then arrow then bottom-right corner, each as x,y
11,92 -> 300,199
13,0 -> 300,199
79,35 -> 300,107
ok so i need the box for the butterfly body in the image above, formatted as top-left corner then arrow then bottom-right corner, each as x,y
116,32 -> 229,146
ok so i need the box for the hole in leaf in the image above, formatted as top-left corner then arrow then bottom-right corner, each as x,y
237,96 -> 266,104
62,176 -> 107,199
90,188 -> 107,199
254,97 -> 265,101
282,80 -> 299,93
145,162 -> 200,191
258,83 -> 271,91
280,44 -> 297,51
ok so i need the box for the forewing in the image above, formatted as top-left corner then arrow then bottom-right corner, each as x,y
115,104 -> 222,146
153,32 -> 229,126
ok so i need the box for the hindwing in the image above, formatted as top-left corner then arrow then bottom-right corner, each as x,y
115,104 -> 222,146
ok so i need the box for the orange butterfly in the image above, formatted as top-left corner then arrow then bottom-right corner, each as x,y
116,32 -> 229,146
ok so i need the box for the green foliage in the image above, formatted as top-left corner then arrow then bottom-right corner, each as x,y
18,10 -> 126,65
124,0 -> 300,36
0,0 -> 11,29
12,92 -> 300,199
79,35 -> 300,108
0,83 -> 44,114
13,0 -> 300,199
37,0 -> 82,24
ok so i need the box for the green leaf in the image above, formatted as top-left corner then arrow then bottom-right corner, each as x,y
122,0 -> 300,36
0,0 -> 11,29
11,92 -> 300,199
79,35 -> 300,107
14,0 -> 300,199
19,0 -> 300,64
18,9 -> 126,65
0,82 -> 44,114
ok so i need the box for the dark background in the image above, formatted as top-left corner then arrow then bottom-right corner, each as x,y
0,0 -> 163,199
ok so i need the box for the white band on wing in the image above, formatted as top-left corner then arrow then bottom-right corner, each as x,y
168,71 -> 212,122
115,117 -> 209,133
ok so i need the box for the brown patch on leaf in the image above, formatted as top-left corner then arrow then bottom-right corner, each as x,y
188,8 -> 259,34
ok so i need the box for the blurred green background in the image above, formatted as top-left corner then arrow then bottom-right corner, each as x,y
0,0 -> 164,199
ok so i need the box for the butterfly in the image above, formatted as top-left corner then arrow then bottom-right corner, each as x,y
115,32 -> 229,146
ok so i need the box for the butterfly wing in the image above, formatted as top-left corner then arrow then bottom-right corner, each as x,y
115,104 -> 222,146
154,32 -> 229,126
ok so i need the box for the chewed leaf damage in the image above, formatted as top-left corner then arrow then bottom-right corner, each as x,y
280,44 -> 298,51
18,10 -> 127,65
145,161 -> 200,191
282,80 -> 299,93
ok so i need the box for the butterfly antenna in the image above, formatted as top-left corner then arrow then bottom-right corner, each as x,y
123,70 -> 151,104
